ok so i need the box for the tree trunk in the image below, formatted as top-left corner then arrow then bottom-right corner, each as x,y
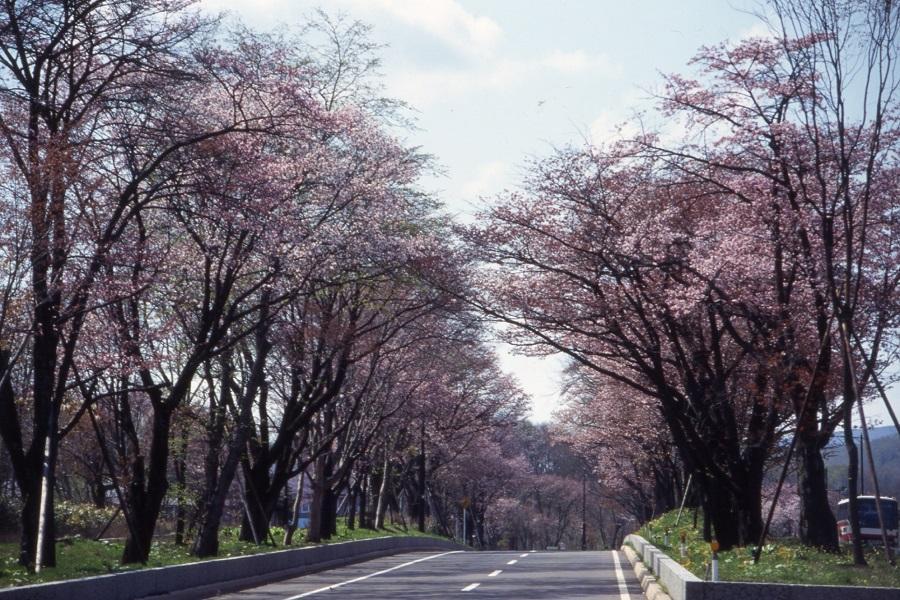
426,487 -> 451,537
121,456 -> 150,564
238,465 -> 276,543
192,426 -> 251,557
796,436 -> 838,550
198,380 -> 226,538
0,349 -> 39,568
653,467 -> 677,515
121,407 -> 172,564
842,400 -> 866,565
784,324 -> 839,551
31,334 -> 60,569
322,485 -> 337,539
34,420 -> 60,570
358,474 -> 370,529
347,481 -> 358,530
701,475 -> 762,551
193,337 -> 270,558
18,480 -> 41,568
284,471 -> 306,545
173,425 -> 189,546
374,452 -> 391,530
306,455 -> 327,544
416,425 -> 427,533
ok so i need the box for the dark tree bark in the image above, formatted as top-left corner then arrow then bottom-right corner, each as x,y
796,437 -> 837,549
305,454 -> 327,544
359,473 -> 371,529
842,374 -> 866,565
193,318 -> 272,558
121,406 -> 172,564
173,422 -> 190,546
283,471 -> 306,546
347,479 -> 361,530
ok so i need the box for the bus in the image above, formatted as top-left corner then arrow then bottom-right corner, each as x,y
836,496 -> 898,544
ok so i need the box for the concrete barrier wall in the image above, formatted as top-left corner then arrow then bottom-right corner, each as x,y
693,581 -> 899,600
625,535 -> 701,600
0,536 -> 466,600
624,534 -> 898,600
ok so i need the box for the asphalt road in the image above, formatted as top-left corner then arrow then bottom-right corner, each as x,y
209,549 -> 643,599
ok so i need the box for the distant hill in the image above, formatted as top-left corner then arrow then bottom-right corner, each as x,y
825,427 -> 900,500
826,425 -> 897,449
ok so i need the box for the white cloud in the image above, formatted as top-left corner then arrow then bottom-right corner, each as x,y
739,21 -> 776,41
495,348 -> 568,423
539,49 -> 619,76
198,0 -> 291,21
389,50 -> 621,107
589,110 -> 638,145
462,160 -> 510,199
388,57 -> 525,106
200,0 -> 502,57
344,0 -> 502,58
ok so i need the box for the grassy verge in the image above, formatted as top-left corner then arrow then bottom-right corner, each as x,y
0,519 -> 446,588
635,510 -> 900,588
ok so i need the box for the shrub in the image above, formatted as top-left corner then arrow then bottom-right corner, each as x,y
55,502 -> 118,537
0,495 -> 21,533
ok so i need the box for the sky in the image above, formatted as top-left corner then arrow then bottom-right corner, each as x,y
198,0 -> 897,427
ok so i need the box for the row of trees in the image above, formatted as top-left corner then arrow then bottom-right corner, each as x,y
0,0 -> 547,569
0,1 -> 666,573
4,0 -> 897,575
463,0 -> 900,562
435,421 -> 644,552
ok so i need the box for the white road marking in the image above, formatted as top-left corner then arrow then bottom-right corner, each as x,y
462,583 -> 480,591
506,559 -> 517,565
284,551 -> 462,598
611,550 -> 631,600
529,550 -> 536,553
488,569 -> 502,577
519,553 -> 528,558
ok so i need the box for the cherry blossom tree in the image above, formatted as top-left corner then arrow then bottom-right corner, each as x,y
463,148 -> 786,550
649,0 -> 900,557
557,368 -> 682,524
0,0 -> 296,568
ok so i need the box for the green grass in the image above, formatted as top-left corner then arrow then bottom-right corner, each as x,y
636,510 -> 900,588
0,519 -> 445,588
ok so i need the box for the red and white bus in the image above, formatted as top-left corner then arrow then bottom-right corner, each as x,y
836,496 -> 898,544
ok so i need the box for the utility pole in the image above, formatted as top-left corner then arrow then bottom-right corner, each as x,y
461,496 -> 470,546
418,422 -> 426,532
463,506 -> 467,545
859,432 -> 865,495
581,474 -> 587,550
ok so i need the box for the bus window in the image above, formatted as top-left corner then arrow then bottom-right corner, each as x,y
837,503 -> 848,521
881,500 -> 898,529
849,498 -> 899,529
859,504 -> 880,529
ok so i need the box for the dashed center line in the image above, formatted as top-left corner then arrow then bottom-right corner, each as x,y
462,583 -> 480,591
488,569 -> 502,577
519,553 -> 528,557
506,559 -> 518,565
284,551 -> 460,598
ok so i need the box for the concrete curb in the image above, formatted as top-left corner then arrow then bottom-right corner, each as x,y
622,542 -> 672,600
0,535 -> 467,600
625,535 -> 701,600
624,534 -> 900,600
